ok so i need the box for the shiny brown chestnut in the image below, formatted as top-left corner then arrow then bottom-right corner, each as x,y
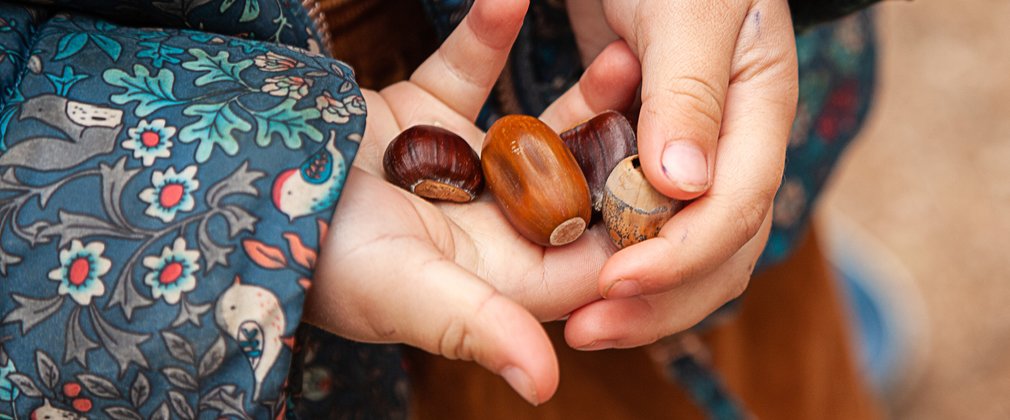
481,115 -> 592,247
560,110 -> 637,214
383,125 -> 483,203
602,155 -> 684,248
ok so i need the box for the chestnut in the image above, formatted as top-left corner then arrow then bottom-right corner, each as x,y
602,155 -> 684,248
383,125 -> 483,203
481,115 -> 592,247
560,110 -> 637,214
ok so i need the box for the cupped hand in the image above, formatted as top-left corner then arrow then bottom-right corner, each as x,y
562,0 -> 799,348
305,0 -> 641,405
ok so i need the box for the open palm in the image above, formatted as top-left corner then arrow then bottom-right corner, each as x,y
305,0 -> 642,405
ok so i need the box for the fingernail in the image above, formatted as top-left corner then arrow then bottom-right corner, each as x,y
604,279 -> 641,299
661,141 -> 709,193
577,340 -> 617,351
501,365 -> 539,406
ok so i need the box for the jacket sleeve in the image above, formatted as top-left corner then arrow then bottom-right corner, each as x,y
0,2 -> 363,418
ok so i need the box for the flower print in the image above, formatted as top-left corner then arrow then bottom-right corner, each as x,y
254,52 -> 304,72
143,237 -> 200,304
48,240 -> 111,305
343,94 -> 366,116
315,91 -> 347,124
122,119 -> 175,166
315,91 -> 365,124
261,75 -> 311,100
139,166 -> 200,223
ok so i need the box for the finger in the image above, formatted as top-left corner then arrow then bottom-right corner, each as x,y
598,1 -> 797,299
410,0 -> 529,121
539,40 -> 641,132
308,171 -> 558,405
565,207 -> 772,349
566,0 -> 620,67
611,1 -> 750,200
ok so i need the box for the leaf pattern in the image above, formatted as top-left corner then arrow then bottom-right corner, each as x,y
1,4 -> 365,419
252,98 -> 323,149
242,239 -> 286,269
76,373 -> 121,399
130,371 -> 150,408
160,331 -> 196,364
178,102 -> 251,162
104,64 -> 184,117
181,48 -> 251,86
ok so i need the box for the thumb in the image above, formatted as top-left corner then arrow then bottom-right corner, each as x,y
306,177 -> 558,405
622,1 -> 750,200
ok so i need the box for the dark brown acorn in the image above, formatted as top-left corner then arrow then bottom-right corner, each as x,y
602,155 -> 684,248
383,125 -> 483,203
482,115 -> 592,247
560,110 -> 637,216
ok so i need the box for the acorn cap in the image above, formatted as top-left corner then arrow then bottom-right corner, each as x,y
602,155 -> 684,248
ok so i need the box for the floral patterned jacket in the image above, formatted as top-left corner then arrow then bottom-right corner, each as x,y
0,0 -> 880,419
0,1 -> 363,418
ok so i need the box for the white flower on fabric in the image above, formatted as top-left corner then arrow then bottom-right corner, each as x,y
122,119 -> 175,166
315,91 -> 365,124
48,240 -> 111,306
254,52 -> 305,72
261,75 -> 311,99
139,166 -> 200,223
143,237 -> 200,304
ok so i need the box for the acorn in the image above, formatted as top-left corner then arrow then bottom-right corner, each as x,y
481,115 -> 592,247
560,110 -> 637,215
383,125 -> 483,203
602,155 -> 684,248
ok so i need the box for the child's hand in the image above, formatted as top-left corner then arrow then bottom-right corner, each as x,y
561,0 -> 799,350
304,0 -> 641,405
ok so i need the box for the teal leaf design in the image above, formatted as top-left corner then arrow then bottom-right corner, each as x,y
54,32 -> 87,60
182,48 -> 252,86
45,65 -> 88,96
240,0 -> 261,22
252,99 -> 322,149
179,102 -> 252,162
89,34 -> 122,61
103,65 -> 184,117
137,41 -> 185,68
219,0 -> 237,13
95,20 -> 117,32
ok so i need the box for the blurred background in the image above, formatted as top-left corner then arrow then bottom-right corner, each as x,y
818,0 -> 1010,418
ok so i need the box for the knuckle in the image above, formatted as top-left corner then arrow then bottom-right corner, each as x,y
731,189 -> 774,242
645,76 -> 724,136
437,290 -> 498,361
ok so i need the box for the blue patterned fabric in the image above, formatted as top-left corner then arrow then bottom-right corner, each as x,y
0,2 -> 364,418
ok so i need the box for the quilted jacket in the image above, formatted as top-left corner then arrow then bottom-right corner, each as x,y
0,1 -> 361,418
0,0 -> 881,419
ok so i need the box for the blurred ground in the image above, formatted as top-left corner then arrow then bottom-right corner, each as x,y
818,0 -> 1010,418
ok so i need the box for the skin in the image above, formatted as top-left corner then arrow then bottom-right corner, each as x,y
561,0 -> 799,350
305,0 -> 643,405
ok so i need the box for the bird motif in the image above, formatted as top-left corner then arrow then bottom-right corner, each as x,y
0,95 -> 123,171
30,399 -> 85,420
272,130 -> 347,220
214,276 -> 287,402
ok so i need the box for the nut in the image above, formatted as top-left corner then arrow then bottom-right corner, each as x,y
560,110 -> 637,215
481,115 -> 592,246
383,125 -> 483,203
602,155 -> 684,248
